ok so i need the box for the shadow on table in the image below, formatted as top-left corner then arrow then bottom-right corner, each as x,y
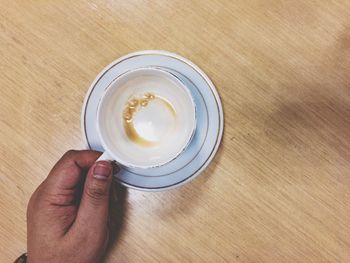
155,144 -> 225,217
263,94 -> 350,160
103,179 -> 128,261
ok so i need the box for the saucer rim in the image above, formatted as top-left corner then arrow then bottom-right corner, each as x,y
81,50 -> 224,191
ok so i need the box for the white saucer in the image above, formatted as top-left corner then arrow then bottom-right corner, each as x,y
81,50 -> 224,191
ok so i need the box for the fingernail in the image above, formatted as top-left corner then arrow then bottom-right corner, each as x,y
93,161 -> 111,180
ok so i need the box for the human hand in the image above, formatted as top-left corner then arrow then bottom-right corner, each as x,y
27,150 -> 115,263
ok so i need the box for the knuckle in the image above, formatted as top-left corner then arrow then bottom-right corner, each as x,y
85,185 -> 107,202
45,193 -> 73,206
60,164 -> 80,177
27,183 -> 44,212
26,184 -> 46,220
63,149 -> 78,159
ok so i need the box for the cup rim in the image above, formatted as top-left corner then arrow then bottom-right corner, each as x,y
96,66 -> 197,169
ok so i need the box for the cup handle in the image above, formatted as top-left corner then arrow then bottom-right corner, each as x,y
97,151 -> 114,162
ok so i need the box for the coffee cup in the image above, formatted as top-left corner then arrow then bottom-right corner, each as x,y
96,67 -> 196,169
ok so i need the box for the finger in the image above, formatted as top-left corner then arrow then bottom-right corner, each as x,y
51,150 -> 102,172
75,161 -> 113,230
46,150 -> 101,190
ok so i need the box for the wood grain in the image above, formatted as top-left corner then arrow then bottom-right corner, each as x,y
1,1 -> 350,262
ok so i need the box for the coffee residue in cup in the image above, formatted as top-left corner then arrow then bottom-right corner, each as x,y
123,92 -> 176,147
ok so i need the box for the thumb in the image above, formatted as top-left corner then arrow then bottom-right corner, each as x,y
76,161 -> 113,229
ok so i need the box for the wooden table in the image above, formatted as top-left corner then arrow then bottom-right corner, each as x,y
1,1 -> 350,262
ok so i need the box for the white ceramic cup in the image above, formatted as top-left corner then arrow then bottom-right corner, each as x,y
96,67 -> 196,169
